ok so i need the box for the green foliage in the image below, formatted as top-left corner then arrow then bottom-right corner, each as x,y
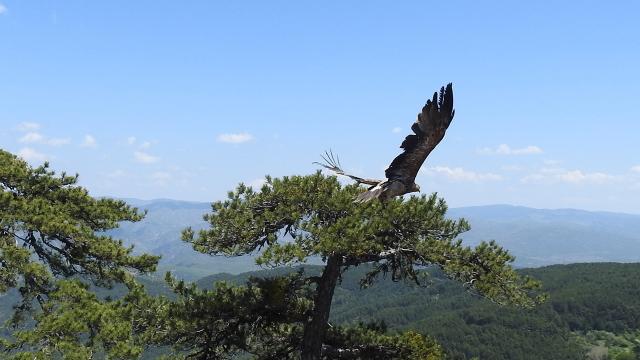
140,271 -> 312,359
521,263 -> 640,332
136,271 -> 444,359
199,263 -> 640,359
324,322 -> 443,359
0,153 -> 545,359
0,149 -> 160,356
575,330 -> 640,360
177,173 -> 543,358
4,279 -> 149,359
184,173 -> 542,307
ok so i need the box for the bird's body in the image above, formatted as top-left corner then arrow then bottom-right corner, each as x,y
354,180 -> 416,203
316,83 -> 455,202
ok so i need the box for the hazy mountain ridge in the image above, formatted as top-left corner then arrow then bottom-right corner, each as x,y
112,199 -> 640,278
447,205 -> 640,267
110,198 -> 260,280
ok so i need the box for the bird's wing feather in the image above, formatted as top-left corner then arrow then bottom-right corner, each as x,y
314,150 -> 383,186
385,83 -> 455,183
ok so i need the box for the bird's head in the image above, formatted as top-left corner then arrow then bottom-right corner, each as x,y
410,183 -> 420,193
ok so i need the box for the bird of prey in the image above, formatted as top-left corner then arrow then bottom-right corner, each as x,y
315,83 -> 455,202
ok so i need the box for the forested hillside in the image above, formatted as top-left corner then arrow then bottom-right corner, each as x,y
198,262 -> 640,359
3,262 -> 639,358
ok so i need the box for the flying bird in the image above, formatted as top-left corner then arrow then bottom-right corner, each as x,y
315,83 -> 455,202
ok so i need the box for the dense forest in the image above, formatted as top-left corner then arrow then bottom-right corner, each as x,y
2,258 -> 640,358
195,262 -> 640,359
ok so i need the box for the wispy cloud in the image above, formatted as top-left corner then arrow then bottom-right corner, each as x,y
426,166 -> 502,182
17,147 -> 48,162
558,170 -> 614,184
16,122 -> 40,131
0,4 -> 7,15
217,133 -> 254,144
19,132 -> 44,143
127,136 -> 155,150
391,127 -> 402,134
47,138 -> 70,146
521,168 -> 616,185
478,144 -> 543,155
134,151 -> 160,164
80,134 -> 97,148
18,132 -> 70,146
631,165 -> 640,173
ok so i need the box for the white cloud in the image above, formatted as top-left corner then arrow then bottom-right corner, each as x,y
47,137 -> 71,146
17,147 -> 48,162
19,132 -> 44,143
631,165 -> 640,173
16,122 -> 40,131
127,136 -> 136,145
0,4 -> 7,15
134,151 -> 160,164
520,173 -> 546,184
217,133 -> 254,144
521,168 -> 616,185
478,144 -> 543,155
558,170 -> 615,184
81,134 -> 97,148
18,131 -> 70,146
391,127 -> 402,134
426,166 -> 502,182
139,141 -> 151,149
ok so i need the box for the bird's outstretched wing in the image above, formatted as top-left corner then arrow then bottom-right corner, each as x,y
314,150 -> 383,186
385,83 -> 455,184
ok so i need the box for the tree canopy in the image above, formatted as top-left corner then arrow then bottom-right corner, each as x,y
0,149 -> 159,358
0,149 -> 544,359
179,173 -> 543,359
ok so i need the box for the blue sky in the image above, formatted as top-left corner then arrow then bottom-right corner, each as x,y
1,1 -> 639,213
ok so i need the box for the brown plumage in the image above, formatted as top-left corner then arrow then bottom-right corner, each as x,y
316,83 -> 455,202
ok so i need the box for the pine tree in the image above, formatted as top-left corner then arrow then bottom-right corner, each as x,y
0,149 -> 159,358
0,148 -> 545,359
179,173 -> 544,359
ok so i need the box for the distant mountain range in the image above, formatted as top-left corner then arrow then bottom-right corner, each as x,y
447,205 -> 640,267
111,198 -> 640,279
110,198 -> 260,280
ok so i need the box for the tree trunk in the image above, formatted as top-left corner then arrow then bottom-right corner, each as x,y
301,254 -> 342,360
